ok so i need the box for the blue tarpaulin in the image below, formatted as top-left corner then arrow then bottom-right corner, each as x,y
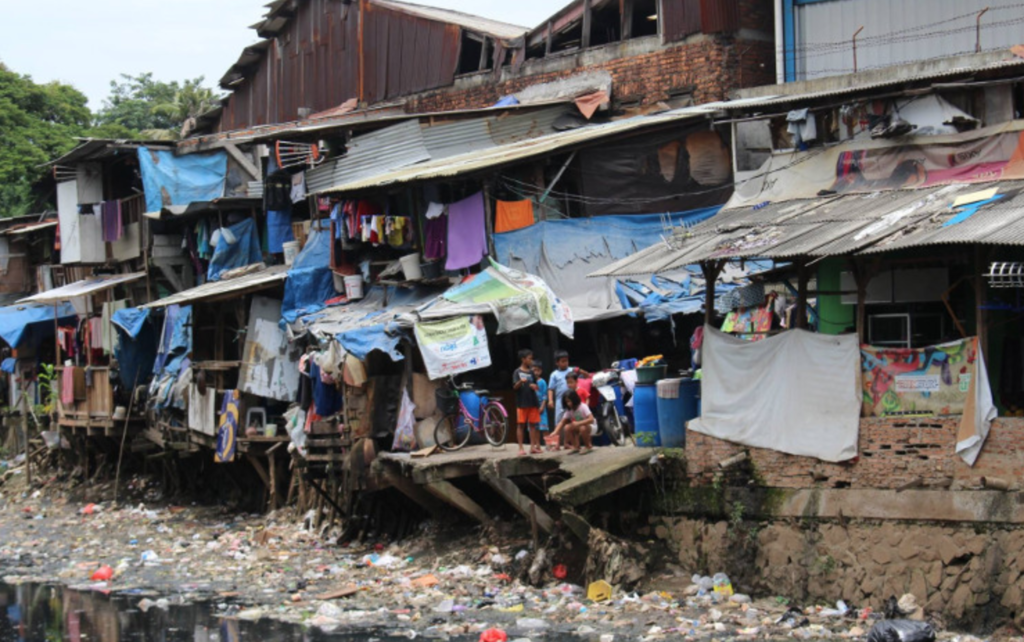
267,210 -> 295,253
153,306 -> 192,376
138,147 -> 227,214
111,307 -> 151,339
491,208 -> 721,322
337,324 -> 406,361
0,358 -> 15,374
207,219 -> 263,281
114,317 -> 158,388
282,228 -> 336,324
0,302 -> 77,348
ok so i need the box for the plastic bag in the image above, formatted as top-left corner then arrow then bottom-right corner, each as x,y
391,389 -> 417,452
866,620 -> 936,642
283,405 -> 307,457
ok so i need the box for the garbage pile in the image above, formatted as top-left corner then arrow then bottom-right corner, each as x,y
0,474 -> 962,640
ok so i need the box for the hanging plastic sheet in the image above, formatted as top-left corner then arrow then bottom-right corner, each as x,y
113,315 -> 158,389
111,307 -> 151,339
493,209 -> 720,322
337,323 -> 406,361
153,306 -> 192,376
138,147 -> 227,214
281,227 -> 336,324
208,219 -> 263,281
0,302 -> 77,348
689,326 -> 861,463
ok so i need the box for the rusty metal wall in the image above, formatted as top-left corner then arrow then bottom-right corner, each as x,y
661,0 -> 702,43
218,0 -> 361,131
661,0 -> 739,43
362,2 -> 461,104
699,0 -> 739,34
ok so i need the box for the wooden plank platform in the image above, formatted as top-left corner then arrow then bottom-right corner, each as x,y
378,444 -> 653,512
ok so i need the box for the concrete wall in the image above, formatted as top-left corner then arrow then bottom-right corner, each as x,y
685,416 -> 1024,491
649,516 -> 1024,630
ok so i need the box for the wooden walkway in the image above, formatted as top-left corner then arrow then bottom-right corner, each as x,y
376,444 -> 654,533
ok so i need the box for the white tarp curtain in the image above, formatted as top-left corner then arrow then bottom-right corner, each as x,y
955,343 -> 997,467
689,326 -> 861,462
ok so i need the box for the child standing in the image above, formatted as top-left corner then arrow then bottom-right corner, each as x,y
513,349 -> 542,456
533,361 -> 549,435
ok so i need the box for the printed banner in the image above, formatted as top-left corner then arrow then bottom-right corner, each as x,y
860,338 -> 979,417
415,315 -> 491,381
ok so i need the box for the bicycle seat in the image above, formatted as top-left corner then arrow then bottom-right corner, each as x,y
474,389 -> 490,396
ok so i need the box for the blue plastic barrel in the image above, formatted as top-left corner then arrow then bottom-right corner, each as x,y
458,390 -> 483,443
633,383 -> 661,447
656,378 -> 700,448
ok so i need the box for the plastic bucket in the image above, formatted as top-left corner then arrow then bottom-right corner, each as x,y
332,271 -> 346,293
400,253 -> 423,281
344,274 -> 364,300
636,365 -> 666,384
633,383 -> 661,447
282,241 -> 300,266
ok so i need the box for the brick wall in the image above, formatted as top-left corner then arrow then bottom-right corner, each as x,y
686,417 -> 1024,490
406,35 -> 776,114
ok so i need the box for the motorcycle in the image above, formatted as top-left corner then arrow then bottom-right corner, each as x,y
590,369 -> 628,446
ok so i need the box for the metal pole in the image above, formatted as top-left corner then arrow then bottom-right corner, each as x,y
852,26 -> 864,74
976,7 -> 989,53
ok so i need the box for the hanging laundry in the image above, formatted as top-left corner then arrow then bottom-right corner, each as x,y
101,300 -> 128,356
290,171 -> 307,204
215,390 -> 240,463
495,200 -> 535,233
61,367 -> 75,405
424,213 -> 447,261
101,201 -> 122,242
786,108 -> 818,147
310,361 -> 343,416
424,202 -> 446,220
264,170 -> 292,211
445,192 -> 487,270
266,210 -> 295,253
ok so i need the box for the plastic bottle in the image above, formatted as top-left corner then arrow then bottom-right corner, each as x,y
712,573 -> 733,597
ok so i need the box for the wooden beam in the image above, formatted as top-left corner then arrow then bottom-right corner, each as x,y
795,259 -> 810,329
425,481 -> 493,525
246,452 -> 271,488
976,245 -> 988,357
701,261 -> 723,326
380,468 -> 452,517
545,20 -> 553,55
621,0 -> 634,39
562,510 -> 593,541
481,473 -> 555,533
222,143 -> 260,181
581,0 -> 593,49
478,37 -> 491,71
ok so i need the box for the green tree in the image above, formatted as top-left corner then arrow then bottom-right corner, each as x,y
0,62 -> 92,216
96,73 -> 219,139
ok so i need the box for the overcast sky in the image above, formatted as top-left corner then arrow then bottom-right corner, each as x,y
4,0 -> 556,110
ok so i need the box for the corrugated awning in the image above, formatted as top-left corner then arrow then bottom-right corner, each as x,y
141,265 -> 288,309
591,181 -> 1024,277
19,273 -> 147,304
1,221 -> 58,236
320,106 -> 715,194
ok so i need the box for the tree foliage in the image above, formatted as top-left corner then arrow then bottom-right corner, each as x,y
0,62 -> 92,216
96,73 -> 218,140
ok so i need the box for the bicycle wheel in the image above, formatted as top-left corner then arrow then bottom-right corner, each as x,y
434,413 -> 472,451
481,404 -> 508,447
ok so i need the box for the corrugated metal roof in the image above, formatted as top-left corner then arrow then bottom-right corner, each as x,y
370,0 -> 528,40
141,265 -> 289,309
591,181 -> 1024,277
1,221 -> 57,236
46,139 -> 173,168
717,56 -> 1024,112
322,106 -> 715,194
20,273 -> 147,304
306,120 -> 433,194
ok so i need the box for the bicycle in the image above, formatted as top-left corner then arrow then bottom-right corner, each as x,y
433,378 -> 509,452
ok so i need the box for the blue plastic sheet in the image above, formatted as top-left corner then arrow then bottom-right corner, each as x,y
0,302 -> 77,348
282,228 -> 336,324
138,147 -> 227,214
153,306 -> 192,376
492,208 -> 721,271
0,358 -> 15,374
111,307 -> 151,339
337,324 -> 406,361
267,210 -> 295,253
208,219 -> 263,281
114,318 -> 158,388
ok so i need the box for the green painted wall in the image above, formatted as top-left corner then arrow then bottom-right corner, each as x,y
816,257 -> 854,335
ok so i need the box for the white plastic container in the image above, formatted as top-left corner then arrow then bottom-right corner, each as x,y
344,274 -> 364,300
399,253 -> 423,281
282,240 -> 300,266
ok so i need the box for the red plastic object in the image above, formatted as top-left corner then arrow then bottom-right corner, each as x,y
479,629 -> 508,642
82,503 -> 96,515
90,565 -> 113,581
553,564 -> 568,580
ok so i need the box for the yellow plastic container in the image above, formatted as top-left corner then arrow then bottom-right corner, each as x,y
588,580 -> 613,602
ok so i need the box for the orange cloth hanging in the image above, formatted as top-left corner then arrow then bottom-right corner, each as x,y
494,200 -> 535,233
